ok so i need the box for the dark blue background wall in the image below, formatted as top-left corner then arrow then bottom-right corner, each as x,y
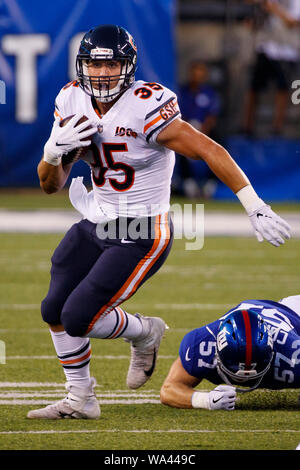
0,0 -> 176,186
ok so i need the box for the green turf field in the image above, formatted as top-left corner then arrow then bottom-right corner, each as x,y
0,222 -> 299,450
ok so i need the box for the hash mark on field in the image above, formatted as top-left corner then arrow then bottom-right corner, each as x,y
0,392 -> 160,398
0,385 -> 161,405
0,383 -> 159,391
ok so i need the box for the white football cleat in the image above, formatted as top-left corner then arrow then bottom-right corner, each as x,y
27,378 -> 100,419
126,314 -> 168,389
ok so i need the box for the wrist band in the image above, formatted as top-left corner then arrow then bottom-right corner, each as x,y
43,150 -> 62,166
235,185 -> 264,213
191,391 -> 210,409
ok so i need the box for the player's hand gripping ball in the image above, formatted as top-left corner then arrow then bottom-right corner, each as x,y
60,115 -> 101,165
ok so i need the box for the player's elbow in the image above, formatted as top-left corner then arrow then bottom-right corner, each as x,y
286,18 -> 299,28
42,186 -> 59,195
39,180 -> 60,194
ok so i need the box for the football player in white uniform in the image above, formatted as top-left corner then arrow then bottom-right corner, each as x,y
28,24 -> 291,420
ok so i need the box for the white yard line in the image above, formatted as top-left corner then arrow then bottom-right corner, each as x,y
0,392 -> 160,398
0,399 -> 161,405
0,329 -> 189,334
0,385 -> 170,405
0,429 -> 299,435
0,383 -> 157,390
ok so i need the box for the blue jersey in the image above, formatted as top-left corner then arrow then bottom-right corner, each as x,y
179,84 -> 220,125
179,300 -> 300,389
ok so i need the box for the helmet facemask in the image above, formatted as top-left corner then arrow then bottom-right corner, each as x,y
216,350 -> 273,393
76,57 -> 135,103
76,25 -> 137,103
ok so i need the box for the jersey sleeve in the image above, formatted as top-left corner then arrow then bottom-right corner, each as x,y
53,80 -> 80,121
143,85 -> 181,144
179,322 -> 220,381
290,0 -> 300,19
53,88 -> 66,121
54,98 -> 63,121
179,329 -> 200,377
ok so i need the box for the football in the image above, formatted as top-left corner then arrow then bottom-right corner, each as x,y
60,115 -> 92,165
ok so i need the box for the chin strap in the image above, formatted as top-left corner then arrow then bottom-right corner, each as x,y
234,377 -> 264,393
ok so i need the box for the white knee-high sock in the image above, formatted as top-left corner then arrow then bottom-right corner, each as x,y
86,307 -> 144,340
50,330 -> 92,388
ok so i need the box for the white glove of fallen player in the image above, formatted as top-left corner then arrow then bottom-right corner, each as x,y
208,385 -> 236,411
248,204 -> 291,247
43,114 -> 98,165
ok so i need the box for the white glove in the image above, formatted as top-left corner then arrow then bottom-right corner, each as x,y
43,114 -> 98,165
208,385 -> 236,411
248,204 -> 291,247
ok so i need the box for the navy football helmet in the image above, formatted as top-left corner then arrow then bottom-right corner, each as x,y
216,309 -> 274,392
76,24 -> 137,102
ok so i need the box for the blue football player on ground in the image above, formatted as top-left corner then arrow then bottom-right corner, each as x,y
28,24 -> 291,419
160,295 -> 300,410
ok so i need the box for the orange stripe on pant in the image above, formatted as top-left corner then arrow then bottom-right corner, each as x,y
86,214 -> 170,334
128,213 -> 170,296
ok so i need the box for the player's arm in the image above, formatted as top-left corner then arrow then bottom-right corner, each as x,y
157,118 -> 292,247
38,114 -> 98,194
262,0 -> 300,28
160,358 -> 202,408
157,118 -> 250,194
160,358 -> 236,411
37,158 -> 74,194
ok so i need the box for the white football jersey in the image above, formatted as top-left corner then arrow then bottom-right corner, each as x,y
54,80 -> 181,218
